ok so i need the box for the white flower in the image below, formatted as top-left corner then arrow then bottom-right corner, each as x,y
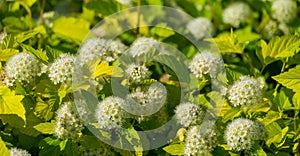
174,102 -> 203,127
125,64 -> 149,83
222,2 -> 252,28
95,96 -> 126,129
116,0 -> 132,5
55,101 -> 88,140
224,118 -> 266,151
188,51 -> 222,78
187,17 -> 214,39
184,122 -> 217,156
227,76 -> 264,108
262,20 -> 278,40
4,52 -> 39,86
79,38 -> 107,64
9,148 -> 31,156
48,54 -> 76,85
272,0 -> 297,23
128,37 -> 159,57
125,82 -> 167,118
79,38 -> 126,64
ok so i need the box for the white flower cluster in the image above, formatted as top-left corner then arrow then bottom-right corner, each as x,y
4,52 -> 39,86
79,38 -> 126,64
188,51 -> 222,78
95,96 -> 125,129
174,102 -> 203,127
9,148 -> 31,156
128,37 -> 159,57
125,82 -> 167,117
224,118 -> 266,151
48,54 -> 76,85
262,20 -> 278,40
272,0 -> 297,23
184,122 -> 218,156
228,76 -> 264,108
222,2 -> 252,28
55,101 -> 88,140
125,64 -> 150,83
187,17 -> 214,39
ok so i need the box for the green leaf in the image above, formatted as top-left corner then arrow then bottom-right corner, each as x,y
222,107 -> 241,123
45,46 -> 62,63
163,143 -> 185,155
150,23 -> 175,39
20,43 -> 49,64
266,122 -> 288,147
259,35 -> 300,65
62,140 -> 78,156
15,31 -> 38,43
0,137 -> 9,156
0,83 -> 26,122
234,26 -> 261,43
39,137 -> 61,156
34,122 -> 55,134
292,92 -> 300,110
205,30 -> 248,54
273,65 -> 300,93
273,89 -> 292,111
260,111 -> 281,126
0,48 -> 19,61
53,17 -> 90,43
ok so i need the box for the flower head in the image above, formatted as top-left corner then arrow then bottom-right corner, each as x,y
222,2 -> 252,28
79,38 -> 107,64
184,122 -> 218,156
128,37 -> 159,57
228,76 -> 264,108
174,102 -> 203,127
9,148 -> 31,156
125,64 -> 150,83
55,100 -> 88,140
224,118 -> 266,151
48,54 -> 76,85
187,17 -> 214,39
272,0 -> 297,23
4,52 -> 39,86
188,51 -> 222,78
262,20 -> 278,40
95,96 -> 126,129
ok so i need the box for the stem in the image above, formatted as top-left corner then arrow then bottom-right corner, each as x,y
273,61 -> 287,96
136,0 -> 141,35
20,2 -> 32,31
242,52 -> 256,76
39,0 -> 46,25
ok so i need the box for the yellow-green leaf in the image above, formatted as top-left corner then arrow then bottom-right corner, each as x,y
92,62 -> 114,79
292,92 -> 300,110
273,65 -> 300,93
53,17 -> 90,42
0,48 -> 19,61
261,35 -> 300,61
0,137 -> 9,156
0,83 -> 26,122
205,30 -> 248,54
34,122 -> 55,134
163,143 -> 185,155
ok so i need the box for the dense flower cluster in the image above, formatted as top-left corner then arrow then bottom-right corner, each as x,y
184,122 -> 218,156
272,0 -> 297,23
48,54 -> 76,85
9,148 -> 31,156
227,76 -> 264,108
187,17 -> 214,39
128,37 -> 159,57
55,101 -> 88,140
262,20 -> 278,40
174,102 -> 203,127
188,51 -> 222,78
78,38 -> 107,64
4,52 -> 39,86
224,118 -> 266,151
222,2 -> 252,28
95,96 -> 126,129
125,64 -> 150,83
125,83 -> 167,118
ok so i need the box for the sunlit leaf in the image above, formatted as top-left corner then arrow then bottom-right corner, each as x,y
0,137 -> 9,156
273,65 -> 300,93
